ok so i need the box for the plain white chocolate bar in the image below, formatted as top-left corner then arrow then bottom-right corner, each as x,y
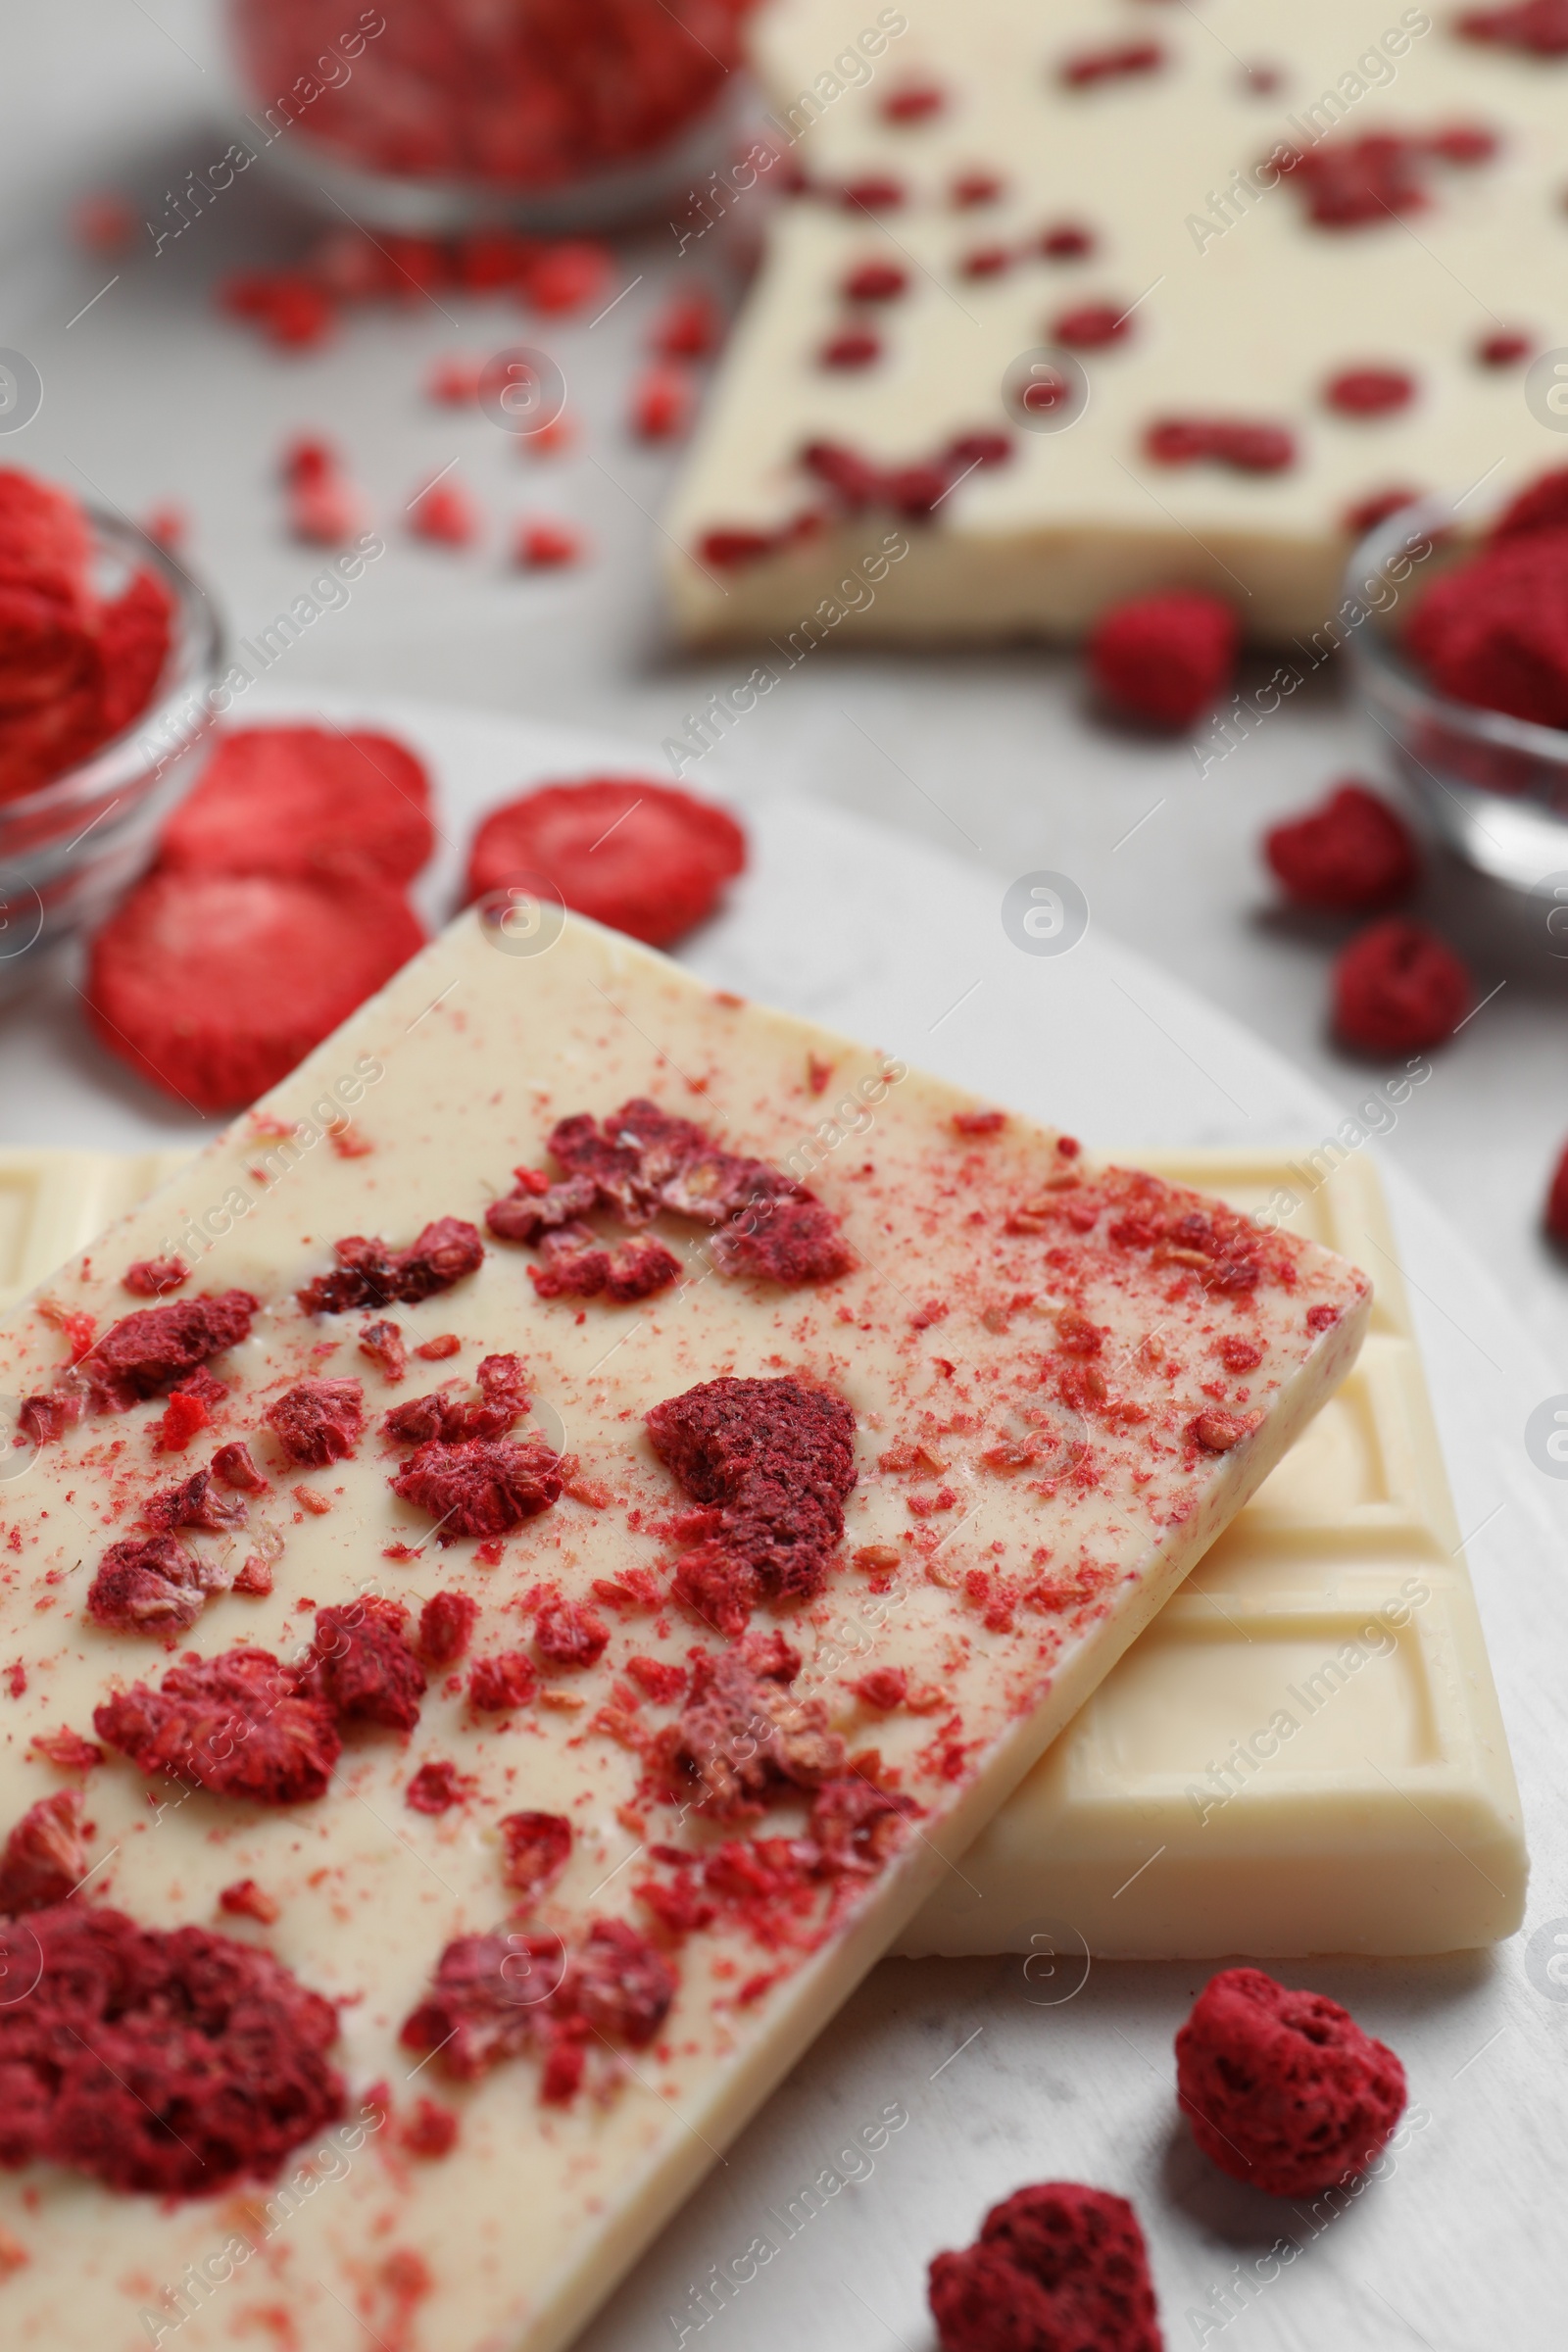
901,1149 -> 1528,1959
3,1143 -> 1526,1962
0,911 -> 1367,2352
667,0 -> 1552,644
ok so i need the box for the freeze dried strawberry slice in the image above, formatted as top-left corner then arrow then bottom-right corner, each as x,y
82,1290 -> 256,1410
0,1897 -> 343,2193
1087,590 -> 1239,729
391,1439 -> 564,1539
300,1218 -> 484,1315
0,466 -> 93,604
267,1378 -> 366,1467
86,1535 -> 221,1636
1332,919 -> 1472,1054
1264,782 -> 1418,910
297,1596 -> 426,1734
93,1645 -> 341,1803
929,2182 -> 1163,2352
0,577 -> 98,717
159,726 -> 434,887
648,1377 -> 858,1629
1176,1966 -> 1406,2196
95,568 -> 173,739
85,870 -> 425,1112
465,777 -> 746,948
0,1790 -> 87,1914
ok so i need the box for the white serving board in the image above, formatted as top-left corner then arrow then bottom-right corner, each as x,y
1,690 -> 1564,2349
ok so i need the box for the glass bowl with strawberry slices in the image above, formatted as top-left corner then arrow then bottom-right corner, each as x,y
1347,476 -> 1568,893
226,0 -> 759,232
0,477 -> 220,991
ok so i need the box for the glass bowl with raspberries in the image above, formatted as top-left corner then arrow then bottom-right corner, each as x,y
1346,474 -> 1568,892
225,0 -> 759,232
0,475 -> 221,991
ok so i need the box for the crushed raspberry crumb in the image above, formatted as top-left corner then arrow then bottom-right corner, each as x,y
297,1597 -> 425,1734
82,1292 -> 257,1411
960,245 -> 1012,280
1342,485 -> 1422,538
29,1729 -> 102,1772
1052,302 -> 1130,349
86,1535 -> 220,1637
219,1877 -> 279,1925
406,1760 -> 472,1815
853,1668 -> 907,1712
401,2097 -> 459,2158
1041,220 -> 1095,259
300,1219 -> 484,1314
140,1466 -> 246,1537
418,1590 -> 478,1665
647,1377 -> 857,1633
929,2182 -> 1162,2352
631,363 -> 695,440
1088,590 -> 1240,730
122,1257 -> 188,1298
534,1599 -> 610,1670
953,171 -> 1004,207
1059,41 -> 1164,87
400,1917 -> 672,2103
1458,1 -> 1568,53
1325,366 -> 1415,416
408,481 -> 478,547
953,1109 -> 1006,1136
94,1645 -> 341,1804
1477,329 -> 1532,366
626,1654 -> 686,1703
650,288 -> 722,359
662,1635 -> 843,1819
468,1651 -> 539,1711
153,1390 -> 213,1453
0,1790 -> 86,1914
840,174 -> 905,211
1145,416 -> 1296,473
820,328 -> 882,369
515,518 -> 583,569
1265,782 -> 1418,911
392,1439 -> 563,1540
359,1319 -> 409,1382
1176,1967 -> 1406,2196
500,1810 -> 572,1900
843,261 -> 907,302
1333,919 -> 1472,1055
212,1440 -> 268,1493
416,1334 -> 463,1360
267,1379 -> 365,1468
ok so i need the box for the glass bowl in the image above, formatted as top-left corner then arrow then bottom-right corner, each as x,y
0,514 -> 221,994
1345,490 -> 1568,893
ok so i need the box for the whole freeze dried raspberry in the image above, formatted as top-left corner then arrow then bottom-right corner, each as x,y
500,1810 -> 572,1899
465,776 -> 747,949
267,1379 -> 365,1468
418,1590 -> 478,1665
1405,522 -> 1568,724
1176,1966 -> 1406,2196
93,1645 -> 341,1804
0,1897 -> 342,2192
0,1790 -> 87,1914
1087,590 -> 1240,730
1263,782 -> 1419,910
391,1439 -> 563,1539
928,2181 -> 1162,2352
1332,919 -> 1472,1055
83,1291 -> 256,1409
298,1597 -> 426,1734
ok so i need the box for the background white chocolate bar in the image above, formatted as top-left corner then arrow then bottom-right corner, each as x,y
2,1141 -> 1524,1961
0,914 -> 1367,2352
667,0 -> 1557,642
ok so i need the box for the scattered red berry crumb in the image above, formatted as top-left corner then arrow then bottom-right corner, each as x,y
1332,919 -> 1472,1054
1087,590 -> 1240,730
1325,366 -> 1415,416
1342,484 -> 1422,538
400,2097 -> 459,2157
514,517 -> 583,569
301,1221 -> 483,1317
1052,302 -> 1130,349
297,1596 -> 425,1734
1059,42 -> 1164,88
418,1590 -> 478,1665
534,1599 -> 610,1670
465,775 -> 746,948
499,1809 -> 572,1900
1264,782 -> 1419,911
1041,220 -> 1096,258
1145,416 -> 1296,473
220,1877 -> 280,1925
650,287 -> 722,359
1405,513 -> 1568,726
122,1257 -> 188,1298
523,240 -> 613,316
408,481 -> 478,547
631,363 -> 697,440
85,871 -> 424,1111
425,355 -> 484,406
467,1650 -> 539,1711
392,1440 -> 563,1540
882,80 -> 946,123
94,1645 -> 341,1803
820,328 -> 882,369
960,245 -> 1012,280
1477,328 -> 1533,366
267,1379 -> 366,1468
929,2181 -> 1162,2352
842,261 -> 907,302
406,1759 -> 471,1814
953,171 -> 1005,208
0,1790 -> 86,1914
1176,1966 -> 1406,2196
213,1440 -> 268,1492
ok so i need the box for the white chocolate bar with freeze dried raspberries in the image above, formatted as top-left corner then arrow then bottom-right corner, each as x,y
0,911 -> 1368,2352
667,0 -> 1563,643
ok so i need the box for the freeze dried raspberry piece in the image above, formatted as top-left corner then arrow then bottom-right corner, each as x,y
418,1592 -> 478,1667
267,1378 -> 366,1468
1271,132 -> 1441,228
86,1535 -> 222,1636
409,481 -> 478,546
1491,466 -> 1568,540
928,2181 -> 1162,2352
141,1465 -> 248,1536
650,287 -> 722,358
534,1598 -> 610,1670
662,1641 -> 843,1824
514,518 -> 583,570
1145,416 -> 1296,472
1406,523 -> 1568,727
297,1597 -> 425,1734
1324,366 -> 1415,417
1342,484 -> 1422,538
122,1256 -> 188,1298
0,1898 -> 343,2194
406,1760 -> 471,1815
1176,1966 -> 1406,2196
467,1651 -> 538,1711
1264,783 -> 1418,911
1545,1142 -> 1568,1249
500,1810 -> 572,1900
300,1217 -> 484,1315
1059,41 -> 1164,87
400,1917 -> 673,2103
159,726 -> 435,889
1458,0 -> 1568,51
85,871 -> 425,1112
212,1441 -> 267,1493
1087,591 -> 1239,729
94,1645 -> 341,1804
29,1729 -> 102,1772
402,2097 -> 459,2157
0,1790 -> 87,1914
391,1439 -> 564,1540
1052,302 -> 1131,349
710,1196 -> 855,1285
383,1352 -> 530,1445
1332,919 -> 1472,1054
466,776 -> 747,949
81,1290 -> 256,1411
648,1377 -> 858,1630
529,1229 -> 683,1303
